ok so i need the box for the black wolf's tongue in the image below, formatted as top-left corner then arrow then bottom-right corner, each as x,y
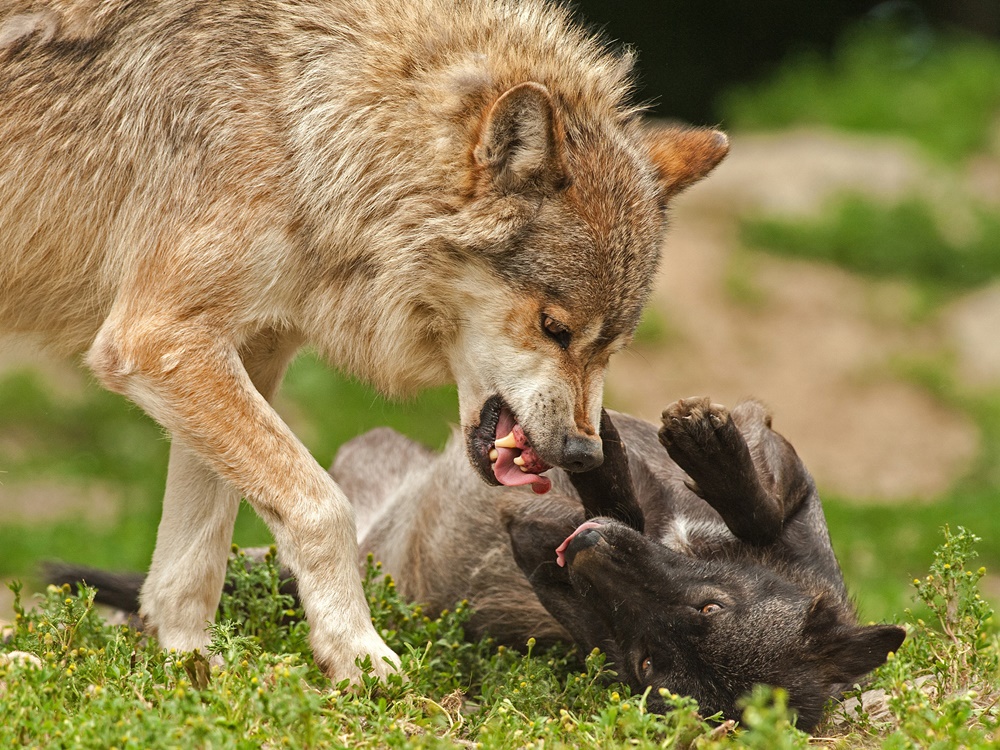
555,520 -> 605,567
493,409 -> 552,494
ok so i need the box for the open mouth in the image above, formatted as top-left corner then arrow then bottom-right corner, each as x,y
555,519 -> 607,567
469,396 -> 553,495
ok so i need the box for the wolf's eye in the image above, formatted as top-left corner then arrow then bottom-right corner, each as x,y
541,314 -> 571,349
699,602 -> 724,614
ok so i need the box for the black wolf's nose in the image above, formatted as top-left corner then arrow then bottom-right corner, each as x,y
561,435 -> 603,472
564,526 -> 604,566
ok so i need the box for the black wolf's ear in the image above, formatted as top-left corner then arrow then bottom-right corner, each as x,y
823,624 -> 907,684
644,124 -> 729,207
474,82 -> 569,196
503,498 -> 581,582
807,596 -> 906,683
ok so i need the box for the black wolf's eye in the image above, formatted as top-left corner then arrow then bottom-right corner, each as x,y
699,602 -> 724,614
541,314 -> 571,349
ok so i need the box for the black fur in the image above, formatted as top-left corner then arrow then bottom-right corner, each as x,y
506,398 -> 904,731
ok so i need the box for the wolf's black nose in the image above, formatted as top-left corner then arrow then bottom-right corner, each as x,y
562,435 -> 603,472
564,526 -> 603,566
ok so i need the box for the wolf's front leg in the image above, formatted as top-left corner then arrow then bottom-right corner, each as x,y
567,409 -> 644,531
140,440 -> 241,653
658,397 -> 812,546
87,319 -> 399,682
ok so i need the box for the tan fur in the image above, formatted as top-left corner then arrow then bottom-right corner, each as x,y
0,0 -> 727,680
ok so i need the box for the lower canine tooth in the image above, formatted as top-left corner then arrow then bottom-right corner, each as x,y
494,431 -> 517,449
513,456 -> 525,466
489,448 -> 498,462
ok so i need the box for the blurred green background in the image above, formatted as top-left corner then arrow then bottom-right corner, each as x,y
2,1 -> 999,626
577,0 -> 1000,125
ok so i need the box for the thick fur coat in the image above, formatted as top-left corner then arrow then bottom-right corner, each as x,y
0,0 -> 727,679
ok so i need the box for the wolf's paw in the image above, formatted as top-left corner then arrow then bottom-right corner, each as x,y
658,397 -> 744,469
313,629 -> 401,685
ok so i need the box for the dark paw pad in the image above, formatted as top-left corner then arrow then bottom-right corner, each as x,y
659,397 -> 743,465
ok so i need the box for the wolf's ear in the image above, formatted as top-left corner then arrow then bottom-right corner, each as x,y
503,497 -> 581,581
473,82 -> 569,196
644,124 -> 729,207
807,596 -> 906,682
822,624 -> 907,683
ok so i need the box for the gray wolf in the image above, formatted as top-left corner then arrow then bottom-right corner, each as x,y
53,398 -> 904,730
0,0 -> 727,679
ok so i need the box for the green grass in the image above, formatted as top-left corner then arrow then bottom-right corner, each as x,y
726,22 -> 1000,322
2,530 -> 997,748
740,196 -> 1000,307
720,26 -> 1000,163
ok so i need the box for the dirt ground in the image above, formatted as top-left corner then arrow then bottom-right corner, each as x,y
1,128 -> 997,515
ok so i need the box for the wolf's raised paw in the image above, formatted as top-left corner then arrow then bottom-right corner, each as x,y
658,396 -> 743,465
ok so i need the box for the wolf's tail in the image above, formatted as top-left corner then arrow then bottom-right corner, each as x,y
42,562 -> 144,614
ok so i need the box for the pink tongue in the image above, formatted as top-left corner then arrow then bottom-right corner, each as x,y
555,520 -> 605,567
492,409 -> 552,495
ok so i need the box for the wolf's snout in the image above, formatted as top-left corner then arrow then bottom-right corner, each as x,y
560,434 -> 603,472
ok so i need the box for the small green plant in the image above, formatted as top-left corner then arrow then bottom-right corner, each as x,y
900,526 -> 998,695
831,526 -> 1000,747
730,687 -> 810,749
214,545 -> 313,668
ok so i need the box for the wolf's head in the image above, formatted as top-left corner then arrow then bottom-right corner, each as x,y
442,82 -> 728,489
519,518 -> 905,732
